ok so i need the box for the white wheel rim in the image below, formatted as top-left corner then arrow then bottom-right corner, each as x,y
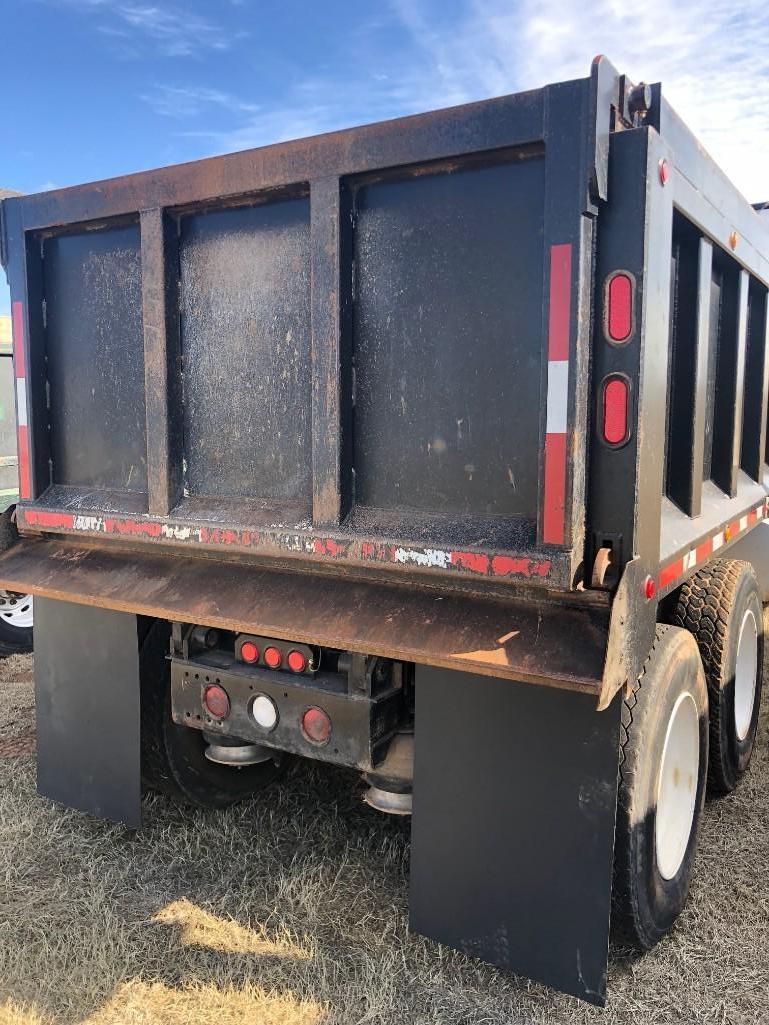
0,591 -> 33,629
734,608 -> 758,741
655,691 -> 699,881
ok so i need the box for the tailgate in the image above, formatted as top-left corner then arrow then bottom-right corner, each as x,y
2,61 -> 621,593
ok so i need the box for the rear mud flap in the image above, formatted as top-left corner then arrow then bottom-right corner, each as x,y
34,597 -> 142,828
409,667 -> 621,1004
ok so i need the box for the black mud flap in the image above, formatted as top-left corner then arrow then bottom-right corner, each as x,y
409,667 -> 621,1004
34,598 -> 142,828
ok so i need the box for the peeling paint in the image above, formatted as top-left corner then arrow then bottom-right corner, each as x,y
17,507 -> 555,582
491,555 -> 552,579
450,551 -> 489,575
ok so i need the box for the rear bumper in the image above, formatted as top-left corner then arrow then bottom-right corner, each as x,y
0,536 -> 611,696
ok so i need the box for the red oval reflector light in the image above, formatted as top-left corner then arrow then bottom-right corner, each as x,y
240,641 -> 259,663
203,684 -> 230,719
287,650 -> 307,673
607,273 -> 633,342
603,377 -> 629,445
264,646 -> 282,669
302,706 -> 332,745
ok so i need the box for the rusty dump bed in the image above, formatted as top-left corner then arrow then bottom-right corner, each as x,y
3,57 -> 769,696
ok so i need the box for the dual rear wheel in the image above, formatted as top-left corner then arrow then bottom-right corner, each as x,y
613,559 -> 763,948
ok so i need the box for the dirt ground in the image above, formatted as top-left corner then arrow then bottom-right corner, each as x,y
1,646 -> 768,1025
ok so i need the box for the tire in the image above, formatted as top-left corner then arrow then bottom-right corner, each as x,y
0,591 -> 33,653
0,507 -> 33,654
672,559 -> 763,796
140,619 -> 284,809
612,624 -> 709,950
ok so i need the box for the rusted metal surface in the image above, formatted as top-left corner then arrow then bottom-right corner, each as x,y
12,93 -> 547,232
178,195 -> 312,508
15,503 -> 567,588
141,208 -> 183,516
310,176 -> 351,527
0,538 -> 609,693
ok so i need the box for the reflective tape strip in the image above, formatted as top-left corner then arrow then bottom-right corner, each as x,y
15,379 -> 28,427
543,244 -> 572,546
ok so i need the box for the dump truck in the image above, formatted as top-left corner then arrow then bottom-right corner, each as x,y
2,57 -> 768,1004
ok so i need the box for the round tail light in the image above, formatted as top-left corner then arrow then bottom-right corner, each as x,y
240,641 -> 259,663
203,684 -> 230,720
287,649 -> 307,673
302,706 -> 332,745
264,646 -> 283,669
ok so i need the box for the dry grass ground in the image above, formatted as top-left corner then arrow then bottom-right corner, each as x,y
1,643 -> 768,1025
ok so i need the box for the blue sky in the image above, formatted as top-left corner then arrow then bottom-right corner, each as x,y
2,0 -> 768,316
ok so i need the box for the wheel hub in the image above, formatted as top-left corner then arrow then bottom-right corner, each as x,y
734,608 -> 758,742
655,691 -> 699,880
0,591 -> 34,629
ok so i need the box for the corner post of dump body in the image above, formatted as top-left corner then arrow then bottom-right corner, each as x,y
2,198 -> 50,501
536,73 -> 611,572
140,207 -> 183,516
586,127 -> 673,702
310,177 -> 352,527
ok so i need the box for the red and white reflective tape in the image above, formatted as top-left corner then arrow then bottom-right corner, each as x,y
11,301 -> 31,500
657,498 -> 768,593
543,243 -> 572,546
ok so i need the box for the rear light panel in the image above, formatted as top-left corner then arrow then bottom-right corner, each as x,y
235,634 -> 314,674
601,374 -> 631,447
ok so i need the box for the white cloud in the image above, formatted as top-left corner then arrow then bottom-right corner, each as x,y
141,85 -> 260,119
130,0 -> 768,203
52,0 -> 240,58
390,0 -> 769,201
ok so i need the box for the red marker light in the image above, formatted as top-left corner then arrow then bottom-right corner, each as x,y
602,376 -> 629,446
203,684 -> 230,720
302,706 -> 332,745
287,650 -> 307,673
607,273 -> 633,342
264,646 -> 282,669
240,641 -> 259,663
644,576 -> 657,601
659,158 -> 669,185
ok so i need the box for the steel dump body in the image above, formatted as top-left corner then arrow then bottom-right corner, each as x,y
3,61 -> 769,701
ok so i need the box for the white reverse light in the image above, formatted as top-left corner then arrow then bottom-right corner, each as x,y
251,693 -> 278,731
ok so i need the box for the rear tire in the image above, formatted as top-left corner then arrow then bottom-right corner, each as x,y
672,559 -> 763,795
140,619 -> 284,809
612,624 -> 708,949
0,591 -> 33,653
0,506 -> 33,654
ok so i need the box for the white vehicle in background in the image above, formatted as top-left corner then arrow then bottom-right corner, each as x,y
0,191 -> 33,654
